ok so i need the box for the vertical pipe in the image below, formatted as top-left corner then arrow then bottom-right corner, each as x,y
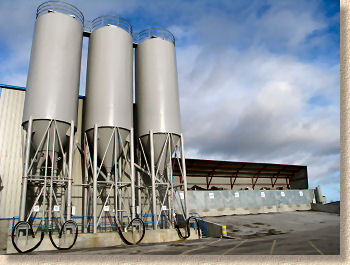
41,129 -> 50,226
137,150 -> 142,217
118,157 -> 122,223
169,134 -> 174,226
48,123 -> 56,228
130,128 -> 135,220
180,133 -> 188,219
83,135 -> 88,233
19,116 -> 32,221
114,128 -> 118,225
93,124 -> 98,233
150,130 -> 157,230
67,120 -> 74,220
61,154 -> 67,224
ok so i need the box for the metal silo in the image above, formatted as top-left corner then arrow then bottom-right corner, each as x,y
23,2 -> 83,148
83,15 -> 135,233
135,28 -> 188,230
17,1 -> 83,245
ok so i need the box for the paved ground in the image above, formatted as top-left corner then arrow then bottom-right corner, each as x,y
8,211 -> 340,255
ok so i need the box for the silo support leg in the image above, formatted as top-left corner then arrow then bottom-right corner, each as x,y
19,117 -> 32,221
67,120 -> 74,220
130,128 -> 136,220
180,133 -> 188,219
150,130 -> 157,230
93,125 -> 98,233
83,135 -> 90,233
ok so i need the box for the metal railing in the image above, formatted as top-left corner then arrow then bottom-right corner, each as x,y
189,212 -> 208,238
9,214 -> 169,232
90,15 -> 132,34
36,1 -> 84,26
135,28 -> 175,45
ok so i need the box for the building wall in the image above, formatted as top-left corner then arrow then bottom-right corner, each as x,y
0,88 -> 25,219
176,189 -> 314,217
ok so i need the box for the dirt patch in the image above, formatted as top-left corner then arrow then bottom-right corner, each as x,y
242,224 -> 258,228
169,243 -> 186,247
241,229 -> 286,239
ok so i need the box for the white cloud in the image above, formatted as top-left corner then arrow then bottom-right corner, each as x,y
177,45 -> 339,198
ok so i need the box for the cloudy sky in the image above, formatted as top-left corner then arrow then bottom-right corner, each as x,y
0,0 -> 340,201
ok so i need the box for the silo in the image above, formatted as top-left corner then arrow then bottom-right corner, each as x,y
84,15 -> 133,175
135,28 -> 188,229
23,1 -> 83,149
83,15 -> 134,232
19,1 -> 83,226
135,28 -> 181,172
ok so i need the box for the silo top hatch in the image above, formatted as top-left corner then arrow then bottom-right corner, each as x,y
135,28 -> 175,46
36,1 -> 84,26
90,15 -> 132,35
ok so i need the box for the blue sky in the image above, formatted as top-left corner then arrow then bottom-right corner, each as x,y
0,0 -> 340,201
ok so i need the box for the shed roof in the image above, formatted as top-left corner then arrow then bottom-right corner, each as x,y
173,158 -> 308,189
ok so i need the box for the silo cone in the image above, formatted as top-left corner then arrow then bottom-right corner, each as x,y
85,128 -> 130,176
139,134 -> 180,178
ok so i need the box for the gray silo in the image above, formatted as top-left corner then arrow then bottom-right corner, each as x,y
83,15 -> 135,233
18,0 -> 83,237
135,28 -> 188,229
23,1 -> 83,149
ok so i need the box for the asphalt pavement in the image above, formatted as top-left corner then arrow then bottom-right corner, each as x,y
9,210 -> 340,255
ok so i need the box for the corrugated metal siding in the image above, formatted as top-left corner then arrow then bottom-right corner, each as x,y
0,91 -> 85,219
0,88 -> 25,218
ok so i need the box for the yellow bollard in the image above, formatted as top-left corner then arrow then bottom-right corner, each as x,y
222,225 -> 227,237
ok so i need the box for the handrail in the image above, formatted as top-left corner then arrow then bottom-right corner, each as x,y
36,1 -> 84,26
190,212 -> 208,238
135,28 -> 175,45
90,15 -> 132,34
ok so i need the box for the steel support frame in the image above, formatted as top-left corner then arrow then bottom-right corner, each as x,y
19,118 -> 75,233
135,132 -> 188,231
83,126 -> 135,233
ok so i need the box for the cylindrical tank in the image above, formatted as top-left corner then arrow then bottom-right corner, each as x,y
84,16 -> 133,174
23,1 -> 84,150
135,28 -> 182,173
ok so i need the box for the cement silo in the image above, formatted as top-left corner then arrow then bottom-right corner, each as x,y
23,1 -> 83,149
19,0 -> 83,234
135,28 -> 188,229
83,15 -> 135,233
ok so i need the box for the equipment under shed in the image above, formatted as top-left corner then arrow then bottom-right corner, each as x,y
173,158 -> 308,191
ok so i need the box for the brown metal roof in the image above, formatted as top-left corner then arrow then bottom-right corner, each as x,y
172,158 -> 308,190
